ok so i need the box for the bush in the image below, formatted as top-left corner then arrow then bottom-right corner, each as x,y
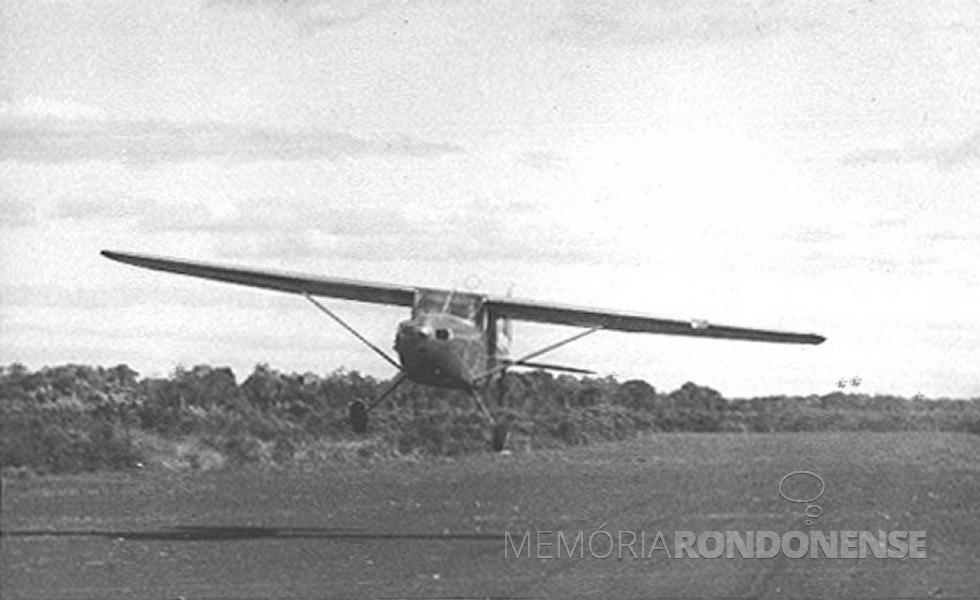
215,432 -> 264,464
3,362 -> 979,472
0,410 -> 142,474
395,411 -> 488,456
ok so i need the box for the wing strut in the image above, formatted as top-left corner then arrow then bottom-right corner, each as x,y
364,372 -> 408,414
473,327 -> 602,383
303,293 -> 401,370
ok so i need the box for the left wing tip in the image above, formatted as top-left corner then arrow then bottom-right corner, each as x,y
102,249 -> 151,265
101,249 -> 128,261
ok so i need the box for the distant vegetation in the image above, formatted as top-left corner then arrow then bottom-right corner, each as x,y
2,363 -> 978,475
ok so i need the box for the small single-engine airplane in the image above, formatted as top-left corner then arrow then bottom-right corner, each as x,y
102,250 -> 824,451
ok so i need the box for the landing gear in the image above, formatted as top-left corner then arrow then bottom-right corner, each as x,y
489,372 -> 509,452
347,373 -> 408,435
491,423 -> 508,452
495,371 -> 508,408
470,388 -> 508,452
348,400 -> 368,434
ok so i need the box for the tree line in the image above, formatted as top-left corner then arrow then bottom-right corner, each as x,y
2,363 -> 977,474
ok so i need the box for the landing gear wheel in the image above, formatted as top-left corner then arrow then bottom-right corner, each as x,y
349,401 -> 368,434
491,423 -> 508,452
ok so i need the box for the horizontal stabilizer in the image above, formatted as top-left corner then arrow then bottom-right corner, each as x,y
503,359 -> 595,375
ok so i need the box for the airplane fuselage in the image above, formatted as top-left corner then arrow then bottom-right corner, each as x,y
394,313 -> 492,390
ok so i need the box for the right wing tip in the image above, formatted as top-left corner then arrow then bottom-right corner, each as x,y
789,332 -> 825,345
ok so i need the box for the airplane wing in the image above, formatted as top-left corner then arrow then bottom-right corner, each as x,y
101,250 -> 415,307
103,250 -> 824,344
485,297 -> 825,345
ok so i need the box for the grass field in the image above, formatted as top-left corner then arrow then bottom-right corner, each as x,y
2,432 -> 978,599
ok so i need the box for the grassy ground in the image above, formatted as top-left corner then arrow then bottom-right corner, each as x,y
3,431 -> 978,599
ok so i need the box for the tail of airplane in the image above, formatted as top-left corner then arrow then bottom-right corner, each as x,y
496,315 -> 512,359
496,284 -> 514,359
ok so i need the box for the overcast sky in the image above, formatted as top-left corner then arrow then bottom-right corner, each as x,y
1,0 -> 977,398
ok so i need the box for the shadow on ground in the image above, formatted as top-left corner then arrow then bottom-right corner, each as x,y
1,525 -> 500,542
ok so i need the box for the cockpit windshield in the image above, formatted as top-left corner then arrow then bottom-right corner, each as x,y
413,289 -> 485,323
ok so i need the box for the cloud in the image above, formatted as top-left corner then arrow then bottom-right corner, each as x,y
869,217 -> 911,230
924,229 -> 980,243
0,97 -> 107,122
517,150 -> 569,170
548,0 -> 809,47
798,249 -> 939,277
70,193 -> 615,265
0,195 -> 37,229
44,194 -> 425,249
50,195 -> 235,228
207,199 -> 617,264
51,195 -> 147,221
126,196 -> 417,238
790,228 -> 843,244
842,129 -> 980,170
218,232 -> 326,261
0,282 -> 223,311
207,0 -> 404,30
0,114 -> 463,165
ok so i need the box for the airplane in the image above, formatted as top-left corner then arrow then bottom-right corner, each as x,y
101,250 -> 825,451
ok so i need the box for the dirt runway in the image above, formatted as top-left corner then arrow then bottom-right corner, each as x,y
3,432 -> 978,598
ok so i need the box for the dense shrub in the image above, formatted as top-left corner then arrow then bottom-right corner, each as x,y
1,409 -> 141,474
395,411 -> 487,456
2,362 -> 978,474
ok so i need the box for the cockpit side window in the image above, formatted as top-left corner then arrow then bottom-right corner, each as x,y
435,328 -> 451,341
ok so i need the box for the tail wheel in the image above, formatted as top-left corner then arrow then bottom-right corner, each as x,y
349,401 -> 368,434
491,423 -> 508,452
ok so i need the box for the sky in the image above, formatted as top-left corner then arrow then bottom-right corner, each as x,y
1,0 -> 977,398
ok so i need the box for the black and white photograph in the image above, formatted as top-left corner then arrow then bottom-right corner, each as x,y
1,1 -> 978,598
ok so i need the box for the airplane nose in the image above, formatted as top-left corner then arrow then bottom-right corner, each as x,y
399,322 -> 432,340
